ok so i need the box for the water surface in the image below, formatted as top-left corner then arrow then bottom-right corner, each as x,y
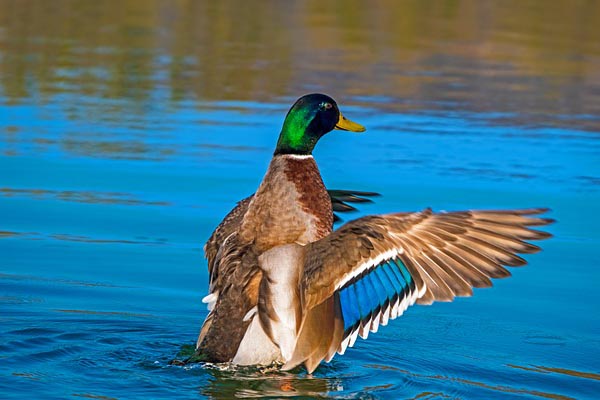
1,1 -> 599,399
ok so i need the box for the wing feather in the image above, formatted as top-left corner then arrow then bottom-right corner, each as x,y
291,208 -> 553,372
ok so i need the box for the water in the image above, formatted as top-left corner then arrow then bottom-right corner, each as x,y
1,1 -> 599,398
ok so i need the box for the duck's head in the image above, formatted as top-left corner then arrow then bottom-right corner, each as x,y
274,93 -> 366,156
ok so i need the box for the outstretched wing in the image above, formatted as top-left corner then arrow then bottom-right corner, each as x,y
289,208 -> 553,372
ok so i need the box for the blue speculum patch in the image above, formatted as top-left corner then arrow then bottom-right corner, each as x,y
338,258 -> 413,333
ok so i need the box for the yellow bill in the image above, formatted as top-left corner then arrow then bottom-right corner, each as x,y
335,112 -> 366,132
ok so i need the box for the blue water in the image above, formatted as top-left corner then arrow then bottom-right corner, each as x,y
2,1 -> 600,399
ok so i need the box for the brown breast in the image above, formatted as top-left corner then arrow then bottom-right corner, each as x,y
240,155 -> 333,251
283,155 -> 333,239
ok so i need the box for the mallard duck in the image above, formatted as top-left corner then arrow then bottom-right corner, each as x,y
194,93 -> 553,373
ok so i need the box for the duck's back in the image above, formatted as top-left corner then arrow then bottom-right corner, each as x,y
195,154 -> 333,363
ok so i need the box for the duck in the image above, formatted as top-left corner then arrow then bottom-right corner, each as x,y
193,93 -> 553,373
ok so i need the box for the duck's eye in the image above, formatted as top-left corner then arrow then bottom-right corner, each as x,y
320,102 -> 333,110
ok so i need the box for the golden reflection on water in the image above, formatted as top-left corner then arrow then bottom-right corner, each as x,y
200,365 -> 343,399
507,363 -> 600,381
0,0 -> 599,125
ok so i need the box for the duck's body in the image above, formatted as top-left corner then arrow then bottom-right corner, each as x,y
197,154 -> 332,364
193,94 -> 553,373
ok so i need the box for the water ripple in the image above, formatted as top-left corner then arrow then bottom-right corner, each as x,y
0,273 -> 126,288
0,231 -> 168,246
507,364 -> 600,381
54,309 -> 155,318
0,187 -> 170,207
363,364 -> 577,400
72,393 -> 118,400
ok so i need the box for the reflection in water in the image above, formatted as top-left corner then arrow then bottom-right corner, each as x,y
0,230 -> 22,237
507,364 -> 600,381
171,345 -> 344,399
72,393 -> 118,400
0,0 -> 599,130
59,139 -> 175,160
200,365 -> 343,399
406,392 -> 454,400
49,233 -> 168,246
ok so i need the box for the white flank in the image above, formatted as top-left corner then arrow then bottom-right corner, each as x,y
258,244 -> 304,362
233,315 -> 282,365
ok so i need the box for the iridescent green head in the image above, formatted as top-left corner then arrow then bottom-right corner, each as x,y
274,93 -> 366,156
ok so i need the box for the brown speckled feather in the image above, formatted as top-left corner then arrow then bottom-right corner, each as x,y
204,195 -> 253,289
196,233 -> 262,362
204,189 -> 378,284
283,157 -> 333,238
303,208 -> 553,308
